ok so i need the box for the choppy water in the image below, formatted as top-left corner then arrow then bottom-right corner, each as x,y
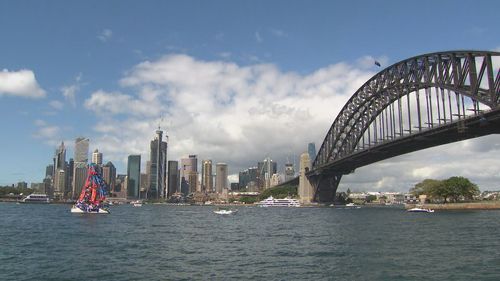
1,202 -> 499,281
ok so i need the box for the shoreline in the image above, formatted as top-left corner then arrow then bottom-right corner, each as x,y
406,201 -> 500,210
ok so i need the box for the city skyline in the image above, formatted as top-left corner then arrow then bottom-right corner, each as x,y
1,1 -> 499,192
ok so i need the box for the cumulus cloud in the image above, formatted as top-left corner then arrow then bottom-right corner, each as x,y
98,29 -> 113,42
0,69 -> 46,98
49,100 -> 64,110
85,53 -> 500,192
33,119 -> 61,145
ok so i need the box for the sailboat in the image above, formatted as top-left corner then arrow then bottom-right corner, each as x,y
71,164 -> 110,214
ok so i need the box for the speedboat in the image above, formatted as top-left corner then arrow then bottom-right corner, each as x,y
213,208 -> 237,215
345,203 -> 361,209
131,200 -> 143,207
19,194 -> 50,204
407,207 -> 434,213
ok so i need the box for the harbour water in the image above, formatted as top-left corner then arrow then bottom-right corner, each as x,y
1,202 -> 499,280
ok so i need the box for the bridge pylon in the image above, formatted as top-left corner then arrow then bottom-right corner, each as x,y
307,173 -> 342,203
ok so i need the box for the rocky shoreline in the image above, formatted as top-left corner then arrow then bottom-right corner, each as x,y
406,201 -> 500,210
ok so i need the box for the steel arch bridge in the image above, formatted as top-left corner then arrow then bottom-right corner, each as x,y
308,50 -> 500,202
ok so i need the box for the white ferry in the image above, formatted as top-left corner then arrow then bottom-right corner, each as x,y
255,196 -> 300,207
20,194 -> 50,204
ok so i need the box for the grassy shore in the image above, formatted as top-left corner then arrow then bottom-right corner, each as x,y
406,201 -> 500,210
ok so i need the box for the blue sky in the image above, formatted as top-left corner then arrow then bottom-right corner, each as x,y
1,0 -> 499,191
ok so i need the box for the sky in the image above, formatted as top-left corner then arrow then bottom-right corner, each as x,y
0,0 -> 499,192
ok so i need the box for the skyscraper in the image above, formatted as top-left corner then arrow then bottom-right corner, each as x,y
92,149 -> 103,165
73,137 -> 89,199
285,163 -> 295,181
127,155 -> 141,199
102,161 -> 116,193
149,130 -> 167,199
215,163 -> 228,193
167,160 -> 179,198
180,155 -> 197,194
308,142 -> 316,164
53,142 -> 66,198
74,137 -> 90,163
258,158 -> 277,190
201,160 -> 213,193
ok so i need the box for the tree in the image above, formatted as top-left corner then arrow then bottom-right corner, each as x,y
410,177 -> 480,203
410,179 -> 441,197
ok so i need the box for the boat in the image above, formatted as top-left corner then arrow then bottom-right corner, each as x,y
213,207 -> 238,215
407,207 -> 434,213
71,164 -> 110,214
19,193 -> 50,204
345,203 -> 361,209
131,200 -> 143,207
255,196 -> 300,207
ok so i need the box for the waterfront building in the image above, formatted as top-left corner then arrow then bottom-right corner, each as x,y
53,142 -> 66,196
45,164 -> 54,178
180,155 -> 197,194
201,160 -> 213,193
167,160 -> 179,198
215,163 -> 228,194
270,173 -> 282,187
140,173 -> 149,198
258,158 -> 277,190
72,164 -> 87,199
102,161 -> 116,193
308,142 -> 316,164
149,130 -> 167,199
127,155 -> 141,199
230,182 -> 239,191
285,163 -> 295,182
91,149 -> 103,165
114,174 -> 127,198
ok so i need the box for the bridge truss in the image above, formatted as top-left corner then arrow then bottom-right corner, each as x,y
310,51 -> 500,202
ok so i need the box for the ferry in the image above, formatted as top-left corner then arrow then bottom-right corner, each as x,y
255,196 -> 300,207
19,194 -> 50,204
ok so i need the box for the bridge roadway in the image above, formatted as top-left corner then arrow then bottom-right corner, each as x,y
307,107 -> 500,200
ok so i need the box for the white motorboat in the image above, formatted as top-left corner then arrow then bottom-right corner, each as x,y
19,194 -> 50,204
213,208 -> 237,215
345,203 -> 361,209
131,200 -> 143,207
255,196 -> 300,207
407,207 -> 434,213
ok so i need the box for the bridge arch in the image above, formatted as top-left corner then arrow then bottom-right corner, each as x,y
314,51 -> 500,169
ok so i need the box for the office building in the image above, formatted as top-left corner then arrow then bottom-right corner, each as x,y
53,142 -> 66,196
258,158 -> 277,190
215,163 -> 228,193
167,160 -> 179,198
285,163 -> 295,181
201,160 -> 213,193
180,155 -> 197,194
72,165 -> 87,199
308,142 -> 316,164
92,149 -> 103,165
102,161 -> 116,193
149,130 -> 167,199
127,155 -> 141,199
74,137 -> 90,163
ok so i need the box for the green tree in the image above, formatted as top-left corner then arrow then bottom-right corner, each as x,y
443,176 -> 479,202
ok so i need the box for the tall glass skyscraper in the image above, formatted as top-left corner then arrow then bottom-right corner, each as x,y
308,142 -> 316,164
167,160 -> 179,198
201,160 -> 213,193
127,155 -> 141,199
149,130 -> 167,199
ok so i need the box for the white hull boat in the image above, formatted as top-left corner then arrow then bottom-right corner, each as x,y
71,205 -> 110,214
213,209 -> 237,215
407,207 -> 434,213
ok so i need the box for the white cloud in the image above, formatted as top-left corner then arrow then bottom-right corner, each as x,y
32,119 -> 61,145
98,29 -> 113,42
0,69 -> 46,98
49,100 -> 64,110
269,28 -> 287,37
85,53 -> 500,192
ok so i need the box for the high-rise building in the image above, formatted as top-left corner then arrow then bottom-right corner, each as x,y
201,160 -> 213,193
102,162 -> 116,193
45,164 -> 54,178
167,161 -> 179,198
258,158 -> 277,190
180,155 -> 197,194
74,137 -> 90,163
53,142 -> 66,197
127,155 -> 141,199
149,130 -> 167,199
92,149 -> 103,165
72,165 -> 87,199
215,163 -> 228,193
308,142 -> 316,164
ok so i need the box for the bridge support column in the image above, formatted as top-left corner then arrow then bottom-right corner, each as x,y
310,174 -> 342,203
298,153 -> 314,204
